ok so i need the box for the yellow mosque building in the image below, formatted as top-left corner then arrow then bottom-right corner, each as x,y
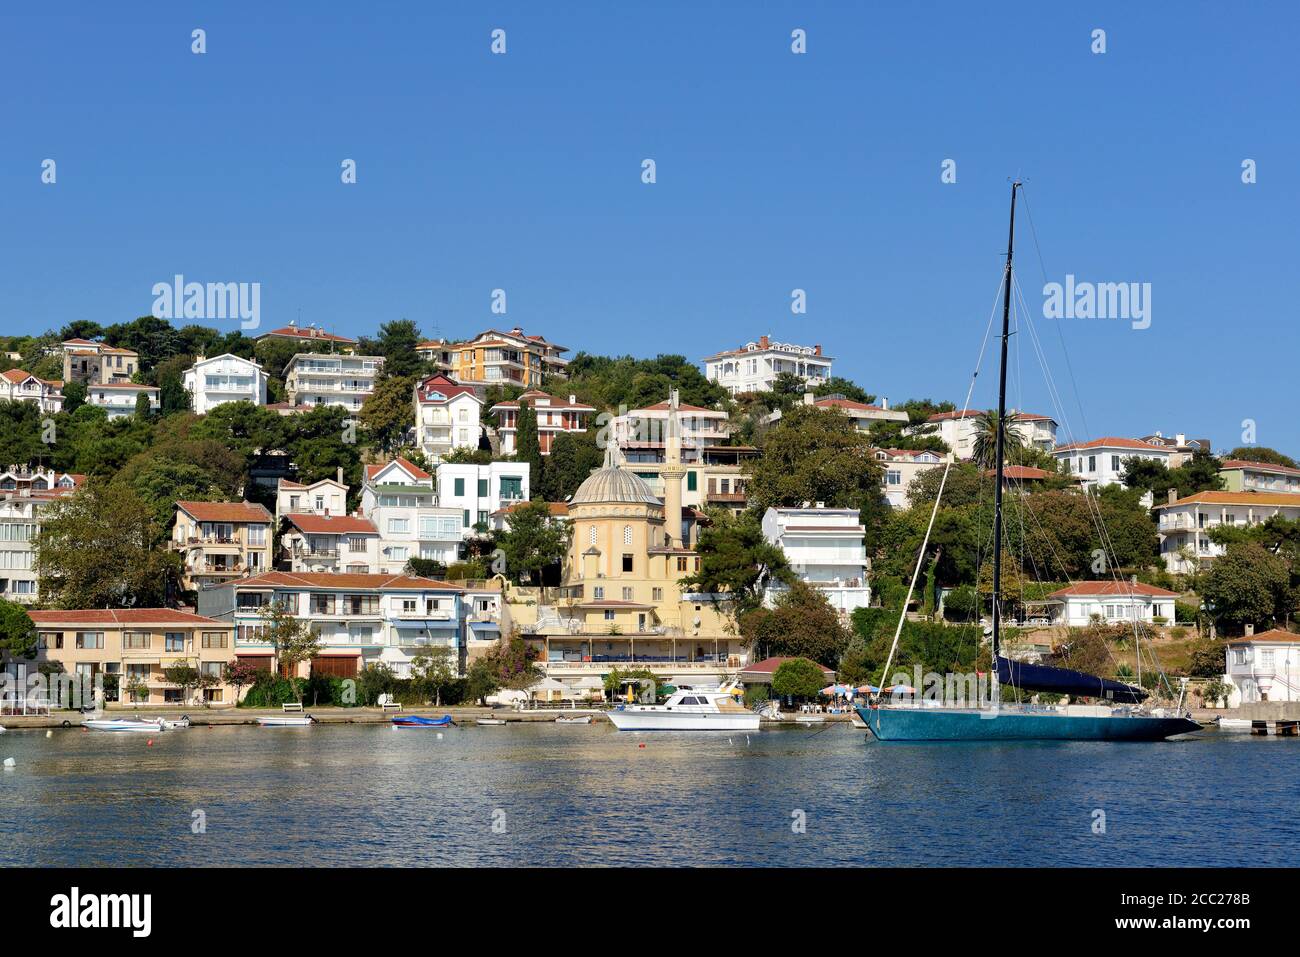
509,392 -> 746,690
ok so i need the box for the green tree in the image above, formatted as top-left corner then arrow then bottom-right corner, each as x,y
1226,446 -> 1297,469
0,599 -> 38,660
62,380 -> 87,413
223,658 -> 261,704
0,400 -> 48,466
770,658 -> 829,699
359,374 -> 416,453
683,511 -> 792,616
411,647 -> 457,706
258,600 -> 322,697
1185,640 -> 1228,678
970,410 -> 1025,470
491,499 -> 571,584
1201,542 -> 1293,634
161,660 -> 202,706
541,429 -> 603,500
35,481 -> 179,608
514,400 -> 544,484
372,319 -> 424,379
813,377 -> 876,404
739,581 -> 852,668
134,390 -> 153,419
745,404 -> 883,513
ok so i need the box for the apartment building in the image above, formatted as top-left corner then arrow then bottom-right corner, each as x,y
182,354 -> 269,413
761,506 -> 870,618
279,513 -> 380,574
1053,437 -> 1170,489
21,609 -> 239,705
60,339 -> 140,385
196,571 -> 466,678
489,390 -> 595,455
413,373 -> 483,461
875,448 -> 945,508
85,382 -> 160,419
359,458 -> 462,570
1223,629 -> 1300,706
171,501 -> 273,590
611,400 -> 732,459
274,475 -> 349,525
1156,491 -> 1300,574
702,335 -> 832,396
251,322 -> 357,351
915,409 -> 1058,459
1219,459 -> 1300,495
418,327 -> 569,389
770,393 -> 909,432
437,462 -> 529,536
0,468 -> 84,604
283,353 -> 383,413
0,370 -> 64,412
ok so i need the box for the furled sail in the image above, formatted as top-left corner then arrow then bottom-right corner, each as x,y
996,656 -> 1146,704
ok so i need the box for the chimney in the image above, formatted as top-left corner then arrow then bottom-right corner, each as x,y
803,392 -> 815,406
569,394 -> 576,405
511,326 -> 524,336
759,335 -> 770,348
1245,624 -> 1255,637
881,397 -> 889,410
194,354 -> 205,364
1167,488 -> 1178,505
337,467 -> 344,484
814,344 -> 822,356
1175,433 -> 1186,446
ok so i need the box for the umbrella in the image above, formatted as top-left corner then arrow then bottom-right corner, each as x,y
883,684 -> 916,694
857,685 -> 881,694
819,684 -> 853,696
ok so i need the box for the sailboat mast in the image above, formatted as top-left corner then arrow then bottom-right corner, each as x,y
990,180 -> 1020,697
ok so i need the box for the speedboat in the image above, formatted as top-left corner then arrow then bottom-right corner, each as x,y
392,714 -> 454,728
555,714 -> 593,724
257,715 -> 314,727
606,683 -> 760,732
159,716 -> 190,730
83,717 -> 166,733
476,717 -> 507,725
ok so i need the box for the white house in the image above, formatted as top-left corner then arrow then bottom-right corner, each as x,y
874,448 -> 945,509
913,409 -> 1057,460
85,382 -> 160,419
437,461 -> 530,537
1053,437 -> 1170,489
195,571 -> 465,678
1156,491 -> 1300,574
760,506 -> 870,618
0,468 -> 84,603
1223,629 -> 1300,706
274,475 -> 349,525
1046,581 -> 1179,627
284,353 -> 383,414
279,513 -> 381,574
183,354 -> 269,413
414,373 -> 484,461
770,393 -> 908,432
611,400 -> 732,461
1139,432 -> 1211,468
0,370 -> 64,412
360,458 -> 463,571
702,335 -> 832,396
489,390 -> 595,455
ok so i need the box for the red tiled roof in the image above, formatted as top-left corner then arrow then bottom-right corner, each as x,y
1220,459 -> 1300,477
222,571 -> 463,591
176,501 -> 272,523
27,608 -> 227,625
489,390 -> 595,412
986,465 -> 1055,480
633,401 -> 723,415
283,513 -> 377,534
1049,581 -> 1179,598
739,656 -> 835,676
1054,437 -> 1169,453
1158,491 -> 1300,509
927,409 -> 1055,423
1227,629 -> 1300,644
365,456 -> 431,481
256,326 -> 357,344
416,374 -> 479,402
814,397 -> 897,414
491,501 -> 569,517
1,369 -> 61,387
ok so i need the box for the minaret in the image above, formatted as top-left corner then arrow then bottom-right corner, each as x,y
662,389 -> 685,548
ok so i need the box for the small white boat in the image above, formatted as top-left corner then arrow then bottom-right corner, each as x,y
476,717 -> 507,725
555,714 -> 593,724
795,714 -> 827,725
83,718 -> 165,733
159,716 -> 190,730
606,683 -> 760,732
257,715 -> 314,727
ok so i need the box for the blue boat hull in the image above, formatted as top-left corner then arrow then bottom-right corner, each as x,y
856,706 -> 1201,742
391,715 -> 453,727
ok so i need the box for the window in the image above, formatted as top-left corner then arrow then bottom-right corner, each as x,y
477,478 -> 488,498
686,471 -> 697,491
342,594 -> 379,615
387,518 -> 409,535
454,478 -> 465,496
622,554 -> 634,572
500,476 -> 523,500
593,586 -> 604,599
348,535 -> 368,553
202,632 -> 228,649
622,587 -> 633,600
623,525 -> 633,545
76,632 -> 104,650
402,598 -> 417,613
886,470 -> 902,486
247,524 -> 266,546
389,546 -> 409,561
201,661 -> 223,678
1111,456 -> 1121,472
677,557 -> 688,572
589,526 -> 597,545
604,610 -> 616,621
477,510 -> 488,527
1088,455 -> 1096,472
462,509 -> 471,528
124,632 -> 150,650
165,632 -> 185,652
310,594 -> 336,615
39,631 -> 63,649
237,593 -> 267,610
652,588 -> 663,601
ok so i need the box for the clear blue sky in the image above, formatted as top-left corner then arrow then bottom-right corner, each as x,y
3,2 -> 1296,453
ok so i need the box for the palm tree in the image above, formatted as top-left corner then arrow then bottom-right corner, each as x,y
970,410 -> 1025,470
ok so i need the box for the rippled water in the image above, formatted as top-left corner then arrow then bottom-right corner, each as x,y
0,722 -> 1293,866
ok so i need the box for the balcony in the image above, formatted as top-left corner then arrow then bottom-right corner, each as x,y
195,563 -> 245,577
295,545 -> 340,559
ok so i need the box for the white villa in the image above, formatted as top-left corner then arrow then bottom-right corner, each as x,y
85,382 -> 160,419
702,335 -> 832,396
413,373 -> 483,461
770,393 -> 908,432
436,461 -> 530,537
360,458 -> 463,571
875,448 -> 944,509
284,353 -> 383,414
1053,437 -> 1170,489
183,354 -> 269,413
760,506 -> 870,618
274,475 -> 349,526
915,409 -> 1058,460
489,390 -> 595,455
1223,629 -> 1300,706
0,370 -> 64,412
1156,491 -> 1300,574
1046,581 -> 1179,627
611,400 -> 732,459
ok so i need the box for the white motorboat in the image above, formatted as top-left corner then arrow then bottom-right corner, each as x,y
555,714 -> 593,724
159,716 -> 190,730
476,717 -> 507,725
795,714 -> 827,725
83,718 -> 166,733
606,683 -> 760,732
257,715 -> 314,727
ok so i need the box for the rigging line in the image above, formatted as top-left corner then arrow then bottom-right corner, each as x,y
874,274 -> 1006,699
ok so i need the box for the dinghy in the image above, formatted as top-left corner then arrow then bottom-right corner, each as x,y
257,714 -> 314,727
391,714 -> 455,728
476,717 -> 507,725
555,714 -> 593,724
83,718 -> 165,733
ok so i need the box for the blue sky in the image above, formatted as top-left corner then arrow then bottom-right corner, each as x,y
3,2 -> 1296,453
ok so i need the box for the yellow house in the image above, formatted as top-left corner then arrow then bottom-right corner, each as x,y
515,392 -> 745,689
170,501 -> 273,590
20,609 -> 239,706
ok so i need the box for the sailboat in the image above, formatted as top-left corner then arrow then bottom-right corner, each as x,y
856,182 -> 1200,742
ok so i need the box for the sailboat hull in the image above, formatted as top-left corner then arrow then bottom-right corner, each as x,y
858,706 -> 1201,742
